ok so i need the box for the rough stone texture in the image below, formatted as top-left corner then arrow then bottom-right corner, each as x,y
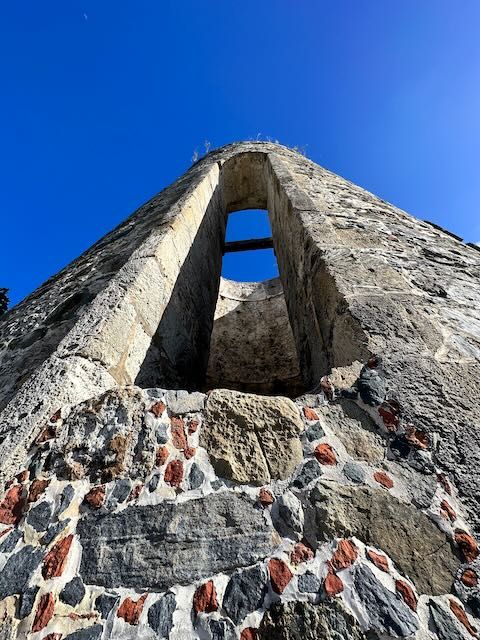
429,600 -> 466,640
147,592 -> 176,637
18,586 -> 39,619
0,545 -> 43,599
63,625 -> 103,640
308,481 -> 458,595
60,577 -> 86,606
297,571 -> 321,593
26,500 -> 53,531
0,141 -> 479,638
222,564 -> 267,625
206,278 -> 304,397
257,600 -> 370,640
201,389 -> 303,484
78,492 -> 275,590
353,564 -> 418,637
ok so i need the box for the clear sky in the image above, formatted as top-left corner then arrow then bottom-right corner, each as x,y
2,1 -> 480,306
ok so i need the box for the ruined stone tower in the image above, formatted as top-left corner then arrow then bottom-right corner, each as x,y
0,142 -> 479,639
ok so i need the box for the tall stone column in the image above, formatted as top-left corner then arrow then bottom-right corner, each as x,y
0,142 -> 479,639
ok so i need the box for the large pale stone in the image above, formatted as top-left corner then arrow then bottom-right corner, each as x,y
201,389 -> 304,485
307,481 -> 458,595
78,492 -> 276,590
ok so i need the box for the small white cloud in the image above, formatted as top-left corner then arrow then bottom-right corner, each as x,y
83,13 -> 88,20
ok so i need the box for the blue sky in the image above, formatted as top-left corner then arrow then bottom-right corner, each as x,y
1,1 -> 480,306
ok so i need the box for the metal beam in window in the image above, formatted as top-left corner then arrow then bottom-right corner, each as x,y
223,237 -> 273,254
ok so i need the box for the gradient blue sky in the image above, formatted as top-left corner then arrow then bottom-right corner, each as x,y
2,1 -> 480,306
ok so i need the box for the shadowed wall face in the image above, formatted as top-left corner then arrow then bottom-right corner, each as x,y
206,278 -> 304,397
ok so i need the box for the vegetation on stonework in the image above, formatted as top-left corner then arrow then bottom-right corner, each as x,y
0,288 -> 8,316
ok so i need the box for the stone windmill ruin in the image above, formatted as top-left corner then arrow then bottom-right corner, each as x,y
0,142 -> 479,639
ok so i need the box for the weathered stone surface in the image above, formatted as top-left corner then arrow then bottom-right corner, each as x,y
357,366 -> 386,406
189,462 -> 205,490
353,565 -> 418,637
291,541 -> 314,565
292,459 -> 322,489
271,491 -> 304,540
257,599 -> 369,640
26,500 -> 53,531
108,478 -> 131,507
28,478 -> 50,503
395,580 -> 417,612
201,389 -> 303,485
305,423 -> 325,442
318,401 -> 385,464
41,518 -> 69,545
63,625 -> 104,640
0,528 -> 22,553
95,593 -> 119,619
297,571 -> 321,593
343,461 -> 365,484
78,492 -> 275,590
331,539 -> 358,570
314,443 -> 337,466
222,564 -> 267,625
60,577 -> 86,606
308,482 -> 458,595
429,600 -> 466,640
0,545 -> 43,599
209,618 -> 237,640
147,592 -> 176,637
54,484 -> 74,517
165,389 -> 205,414
18,586 -> 39,619
46,388 -> 154,482
366,550 -> 389,573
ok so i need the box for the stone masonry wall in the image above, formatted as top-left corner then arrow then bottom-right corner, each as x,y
0,142 -> 479,638
0,367 -> 478,639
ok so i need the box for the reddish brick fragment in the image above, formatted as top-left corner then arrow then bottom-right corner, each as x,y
117,594 -> 147,625
437,472 -> 452,495
67,612 -> 97,620
324,571 -> 344,597
188,420 -> 199,435
440,499 -> 456,522
378,401 -> 400,431
258,488 -> 274,507
50,409 -> 61,423
450,599 -> 478,637
28,478 -> 51,503
150,401 -> 166,417
0,485 -> 25,525
128,484 -> 143,501
303,407 -> 319,421
461,569 -> 478,588
83,485 -> 105,509
42,534 -> 73,579
268,558 -> 293,594
405,425 -> 429,449
164,460 -> 183,487
241,629 -> 258,640
320,376 -> 335,401
366,550 -> 389,572
32,592 -> 55,632
395,579 -> 417,611
314,443 -> 337,466
155,446 -> 169,467
0,526 -> 12,539
331,539 -> 358,571
35,424 -> 56,444
170,417 -> 187,450
16,469 -> 29,483
374,470 -> 394,489
193,580 -> 218,615
367,355 -> 381,369
291,541 -> 314,565
455,529 -> 479,563
184,446 -> 196,460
